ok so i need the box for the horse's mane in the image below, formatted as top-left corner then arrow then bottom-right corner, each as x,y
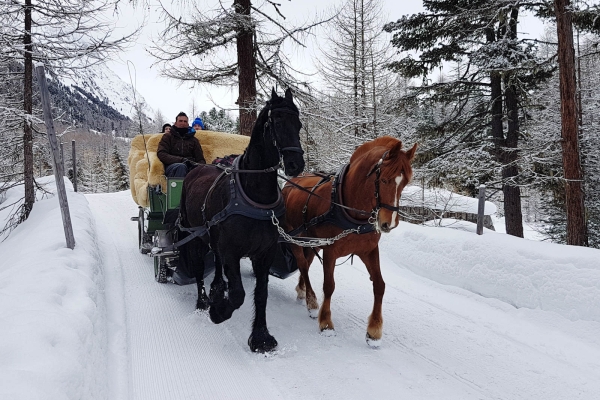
350,136 -> 412,180
255,93 -> 299,123
350,136 -> 401,164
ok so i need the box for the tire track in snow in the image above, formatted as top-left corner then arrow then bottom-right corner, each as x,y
87,192 -> 283,400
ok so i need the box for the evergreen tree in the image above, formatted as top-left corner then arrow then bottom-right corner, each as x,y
200,107 -> 237,133
111,145 -> 129,191
383,0 -> 557,237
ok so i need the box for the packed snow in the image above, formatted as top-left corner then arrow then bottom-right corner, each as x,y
1,177 -> 599,399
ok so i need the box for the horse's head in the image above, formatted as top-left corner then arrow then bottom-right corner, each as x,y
353,137 -> 417,233
262,88 -> 305,177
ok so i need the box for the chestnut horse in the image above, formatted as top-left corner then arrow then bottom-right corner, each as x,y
282,136 -> 416,346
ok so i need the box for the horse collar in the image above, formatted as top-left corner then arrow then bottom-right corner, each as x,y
232,156 -> 284,211
332,164 -> 371,226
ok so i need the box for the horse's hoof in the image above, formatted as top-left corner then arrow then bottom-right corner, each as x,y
320,327 -> 336,337
248,332 -> 278,353
208,302 -> 228,324
196,295 -> 209,311
295,286 -> 306,299
366,333 -> 381,348
308,308 -> 319,319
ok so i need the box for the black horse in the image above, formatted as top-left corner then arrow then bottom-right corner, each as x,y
178,88 -> 305,352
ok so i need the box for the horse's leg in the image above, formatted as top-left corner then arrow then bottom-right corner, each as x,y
180,238 -> 208,310
208,246 -> 227,305
318,249 -> 336,334
247,247 -> 278,353
294,246 -> 319,318
294,245 -> 308,298
358,246 -> 385,347
208,247 -> 245,324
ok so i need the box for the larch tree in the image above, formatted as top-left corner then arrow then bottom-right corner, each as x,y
0,0 -> 138,224
313,0 -> 395,157
150,0 -> 330,136
552,0 -> 591,246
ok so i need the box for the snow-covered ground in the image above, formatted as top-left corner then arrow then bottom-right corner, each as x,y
1,177 -> 600,400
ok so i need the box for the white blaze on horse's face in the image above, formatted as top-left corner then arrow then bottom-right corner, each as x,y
389,175 -> 403,229
375,173 -> 405,233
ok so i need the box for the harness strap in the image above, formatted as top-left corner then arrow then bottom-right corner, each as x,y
284,164 -> 376,238
279,172 -> 371,216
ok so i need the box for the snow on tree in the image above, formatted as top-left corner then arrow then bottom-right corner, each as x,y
150,0 -> 330,136
111,145 -> 129,192
383,0 -> 561,238
0,0 -> 138,225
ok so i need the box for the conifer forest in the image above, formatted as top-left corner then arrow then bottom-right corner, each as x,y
1,0 -> 599,248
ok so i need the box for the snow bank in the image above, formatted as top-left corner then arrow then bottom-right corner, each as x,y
380,221 -> 600,323
401,185 -> 497,215
0,177 -> 107,400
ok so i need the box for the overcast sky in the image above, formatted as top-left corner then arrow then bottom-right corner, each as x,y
106,0 -> 544,126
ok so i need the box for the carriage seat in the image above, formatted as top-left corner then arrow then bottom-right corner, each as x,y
128,130 -> 250,207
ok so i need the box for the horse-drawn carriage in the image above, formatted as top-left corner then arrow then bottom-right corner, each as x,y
127,129 -> 250,284
127,89 -> 417,352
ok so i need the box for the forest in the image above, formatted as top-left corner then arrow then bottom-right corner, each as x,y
1,0 -> 599,249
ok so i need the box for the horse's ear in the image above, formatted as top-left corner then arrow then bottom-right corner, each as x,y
387,141 -> 404,159
285,87 -> 293,101
406,143 -> 418,161
271,87 -> 278,100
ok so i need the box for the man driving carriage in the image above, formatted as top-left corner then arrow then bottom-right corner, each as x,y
157,112 -> 206,177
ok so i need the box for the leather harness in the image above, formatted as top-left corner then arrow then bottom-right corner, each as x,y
285,163 -> 377,238
173,156 -> 286,250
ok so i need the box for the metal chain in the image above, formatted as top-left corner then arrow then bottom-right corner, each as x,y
271,212 -> 361,248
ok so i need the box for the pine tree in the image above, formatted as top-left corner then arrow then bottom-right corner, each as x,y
383,0 -> 558,237
111,145 -> 129,191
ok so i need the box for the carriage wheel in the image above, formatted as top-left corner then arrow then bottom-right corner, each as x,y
154,256 -> 168,283
138,209 -> 151,254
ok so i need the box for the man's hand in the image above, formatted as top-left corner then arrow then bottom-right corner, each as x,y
183,158 -> 198,169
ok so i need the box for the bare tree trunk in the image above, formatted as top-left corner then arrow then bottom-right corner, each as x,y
21,0 -> 34,222
235,0 -> 257,137
502,8 -> 524,238
503,75 -> 524,238
487,25 -> 523,237
353,1 -> 359,138
554,0 -> 587,246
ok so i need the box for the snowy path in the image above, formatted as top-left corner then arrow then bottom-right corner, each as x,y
87,191 -> 600,400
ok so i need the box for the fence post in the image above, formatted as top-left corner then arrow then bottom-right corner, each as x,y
35,64 -> 75,249
72,140 -> 77,192
476,184 -> 486,235
60,142 -> 64,176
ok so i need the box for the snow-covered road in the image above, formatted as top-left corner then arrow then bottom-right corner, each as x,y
87,191 -> 600,400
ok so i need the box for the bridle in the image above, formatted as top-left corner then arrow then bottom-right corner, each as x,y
263,103 -> 304,161
366,150 -> 402,216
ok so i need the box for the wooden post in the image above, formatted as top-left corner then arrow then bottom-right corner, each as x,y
59,142 -> 64,176
72,140 -> 77,192
35,64 -> 75,249
476,185 -> 486,235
